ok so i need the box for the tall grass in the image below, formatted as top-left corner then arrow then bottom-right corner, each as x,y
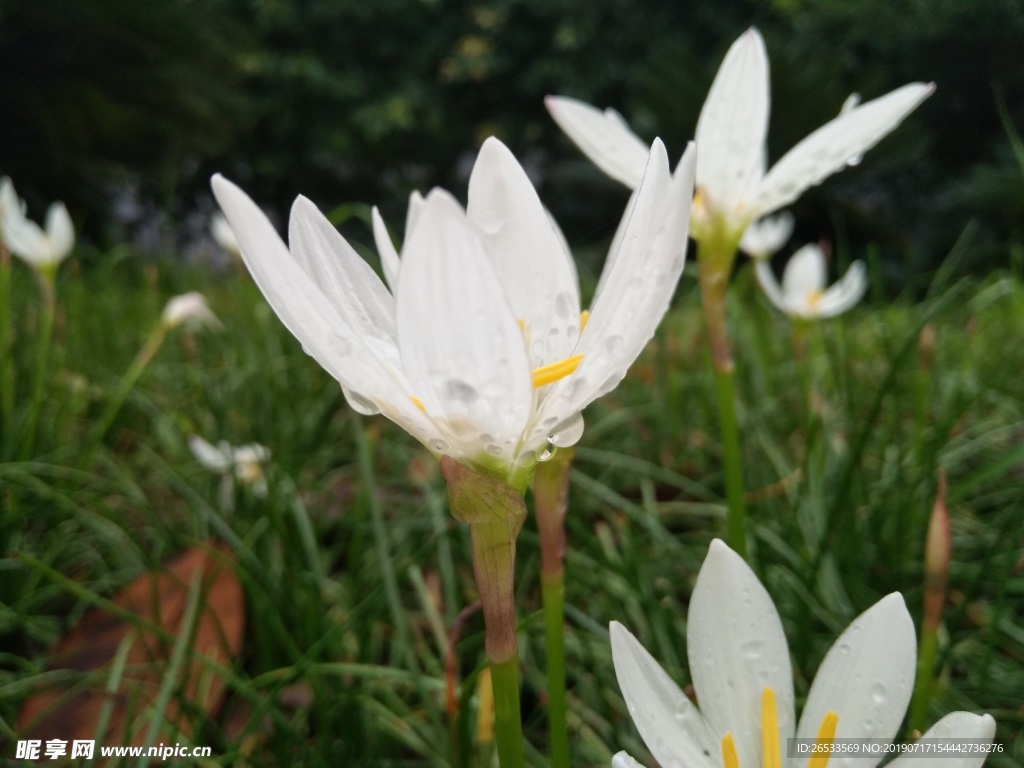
1,250 -> 1021,766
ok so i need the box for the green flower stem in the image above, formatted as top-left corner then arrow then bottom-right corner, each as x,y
532,449 -> 574,768
0,246 -> 13,446
698,239 -> 747,559
909,626 -> 939,735
84,321 -> 168,460
20,272 -> 56,459
441,457 -> 526,768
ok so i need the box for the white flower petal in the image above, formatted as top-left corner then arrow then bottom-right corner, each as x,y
687,539 -> 796,768
753,82 -> 935,216
754,259 -> 788,314
211,212 -> 239,253
781,243 -> 828,299
695,28 -> 770,216
797,592 -> 916,768
610,622 -> 718,768
0,177 -> 22,224
814,261 -> 867,318
739,212 -> 793,259
396,188 -> 533,462
212,176 -> 383,395
545,95 -> 650,188
611,752 -> 649,768
189,436 -> 232,473
468,137 -> 581,368
371,205 -> 402,294
593,187 -> 640,304
161,292 -> 222,331
405,189 -> 426,240
884,712 -> 997,768
530,141 -> 694,449
44,202 -> 74,261
213,176 -> 439,447
289,195 -> 398,349
2,210 -> 49,265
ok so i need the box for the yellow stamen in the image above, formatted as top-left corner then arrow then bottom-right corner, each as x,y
579,309 -> 590,332
518,318 -> 527,334
807,289 -> 825,308
762,688 -> 781,768
721,733 -> 740,768
807,711 -> 839,768
531,353 -> 584,388
410,396 -> 426,412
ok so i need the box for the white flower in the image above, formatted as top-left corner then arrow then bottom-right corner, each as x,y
546,27 -> 933,244
189,435 -> 271,497
609,540 -> 996,768
211,136 -> 696,480
0,178 -> 74,271
755,244 -> 867,320
210,212 -> 240,254
739,212 -> 794,260
161,292 -> 222,331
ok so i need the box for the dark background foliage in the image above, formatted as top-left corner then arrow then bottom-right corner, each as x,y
1,0 -> 1022,283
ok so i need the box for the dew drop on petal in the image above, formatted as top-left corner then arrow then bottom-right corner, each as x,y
838,642 -> 852,655
476,208 -> 503,234
553,291 -> 575,319
342,385 -> 380,416
549,412 -> 584,447
517,449 -> 537,466
443,378 -> 478,403
430,439 -> 448,452
870,682 -> 887,704
740,639 -> 764,659
567,376 -> 588,400
486,444 -> 502,456
604,334 -> 624,354
538,445 -> 556,462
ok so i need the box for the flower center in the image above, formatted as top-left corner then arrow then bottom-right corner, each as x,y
718,688 -> 838,768
806,289 -> 825,309
408,311 -> 589,413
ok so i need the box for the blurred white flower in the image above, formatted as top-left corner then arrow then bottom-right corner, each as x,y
189,435 -> 271,501
738,212 -> 794,260
0,178 -> 74,272
161,291 -> 222,331
212,136 -> 696,481
755,244 -> 867,320
546,27 -> 933,245
210,212 -> 239,254
610,539 -> 997,768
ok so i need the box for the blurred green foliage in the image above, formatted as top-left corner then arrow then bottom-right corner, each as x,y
1,0 -> 1022,280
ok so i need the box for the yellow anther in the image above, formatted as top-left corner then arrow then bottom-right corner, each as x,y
518,318 -> 527,334
762,688 -> 781,768
579,309 -> 590,332
807,711 -> 839,768
807,289 -> 825,308
531,353 -> 584,388
721,732 -> 740,768
410,396 -> 426,412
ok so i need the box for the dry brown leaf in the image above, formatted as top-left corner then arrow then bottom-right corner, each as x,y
17,542 -> 245,748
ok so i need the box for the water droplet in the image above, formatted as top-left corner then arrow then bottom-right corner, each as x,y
477,208 -> 503,234
443,379 -> 478,403
342,386 -> 379,416
870,682 -> 887,704
553,291 -> 575,319
486,444 -> 502,456
430,439 -> 448,452
549,412 -> 584,447
538,446 -> 556,462
517,449 -> 537,466
567,376 -> 587,399
740,640 -> 764,659
604,334 -> 624,354
530,339 -> 546,359
838,643 -> 852,655
479,433 -> 495,444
